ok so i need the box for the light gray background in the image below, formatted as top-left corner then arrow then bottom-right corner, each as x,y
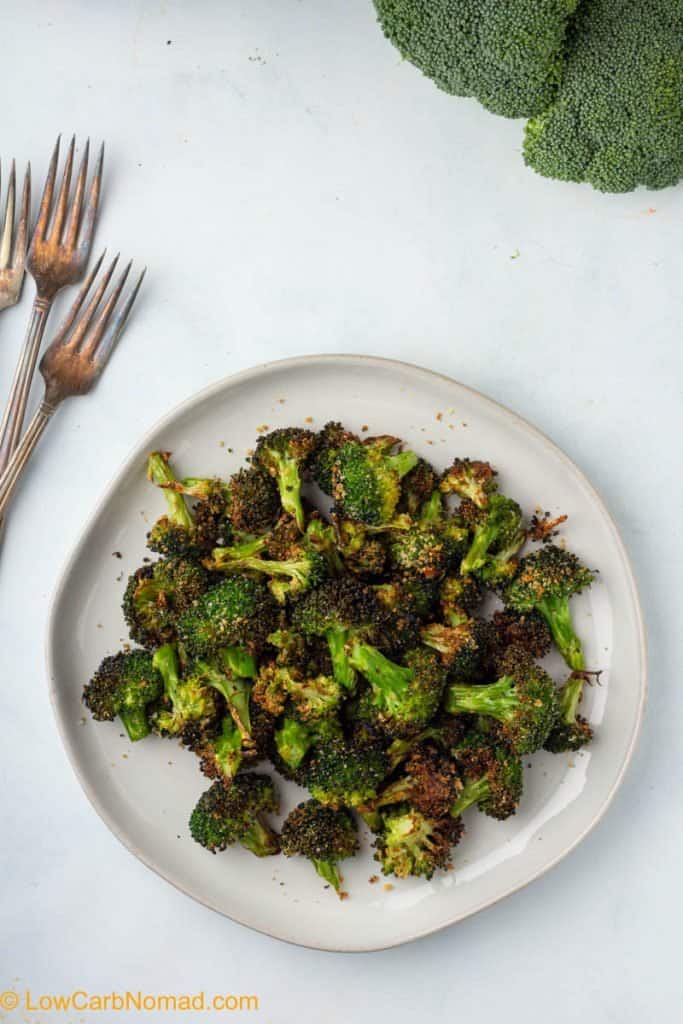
2,1 -> 681,1021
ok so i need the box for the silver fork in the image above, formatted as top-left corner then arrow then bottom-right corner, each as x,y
0,135 -> 103,473
0,159 -> 31,311
0,253 -> 145,519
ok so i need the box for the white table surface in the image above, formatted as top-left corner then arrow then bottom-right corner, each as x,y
2,1 -> 681,1020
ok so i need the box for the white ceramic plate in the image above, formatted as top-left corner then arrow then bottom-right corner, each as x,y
47,355 -> 646,951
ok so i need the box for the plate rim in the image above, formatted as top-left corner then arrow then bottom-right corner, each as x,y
45,353 -> 648,952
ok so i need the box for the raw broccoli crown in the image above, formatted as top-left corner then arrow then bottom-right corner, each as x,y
122,558 -> 209,648
506,545 -> 594,610
303,738 -> 390,808
524,0 -> 683,192
189,774 -> 279,852
83,650 -> 163,720
225,466 -> 281,534
280,800 -> 359,861
374,0 -> 579,118
177,577 -> 278,656
374,805 -> 463,879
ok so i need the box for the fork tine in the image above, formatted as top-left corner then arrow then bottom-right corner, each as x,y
12,163 -> 31,269
0,160 -> 15,270
65,253 -> 119,350
48,134 -> 75,243
32,135 -> 60,244
80,260 -> 132,358
78,141 -> 104,251
53,250 -> 107,342
64,139 -> 89,250
86,266 -> 145,368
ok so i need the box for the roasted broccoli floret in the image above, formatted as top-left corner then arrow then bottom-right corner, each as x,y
351,646 -> 446,737
491,609 -> 553,662
330,437 -> 419,525
399,457 -> 439,516
439,574 -> 483,626
421,619 -> 493,679
188,647 -> 257,739
374,576 -> 440,620
280,800 -> 359,895
253,662 -> 342,721
368,745 -> 461,819
440,457 -> 497,509
302,736 -> 390,808
460,494 -> 525,577
374,805 -> 463,880
195,715 -> 245,785
168,466 -> 281,537
388,526 -> 451,580
450,731 -> 523,820
146,451 -> 218,556
122,557 -> 209,649
150,644 -> 219,740
177,577 -> 278,658
274,711 -> 342,770
544,671 -> 593,753
505,545 -> 595,670
311,421 -> 360,494
253,427 -> 317,531
189,774 -> 280,856
82,650 -> 163,742
444,651 -> 559,754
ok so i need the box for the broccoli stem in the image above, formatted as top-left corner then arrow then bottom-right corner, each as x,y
198,655 -> 252,738
461,522 -> 497,574
147,453 -> 193,529
348,643 -> 413,711
537,595 -> 585,670
241,820 -> 280,857
212,537 -> 269,562
275,717 -> 314,769
221,646 -> 257,679
386,451 -> 419,479
270,452 -> 305,530
444,677 -> 518,721
152,644 -> 181,704
420,491 -> 443,523
119,707 -> 151,743
449,776 -> 489,818
558,671 -> 584,725
326,627 -> 356,690
213,717 -> 244,779
213,554 -> 309,583
312,857 -> 343,892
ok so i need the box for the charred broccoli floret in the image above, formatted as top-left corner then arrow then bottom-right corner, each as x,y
374,576 -> 440,620
330,437 -> 419,525
146,451 -> 218,556
374,805 -> 463,879
177,577 -> 278,657
460,494 -> 525,577
312,421 -> 360,494
399,457 -> 439,516
439,574 -> 484,626
444,651 -> 559,754
195,715 -> 245,785
253,662 -> 342,721
274,711 -> 342,770
302,736 -> 390,808
421,619 -> 493,679
369,745 -> 461,819
280,800 -> 358,895
450,731 -> 523,820
351,645 -> 447,737
491,609 -> 553,662
167,466 -> 281,537
188,647 -> 257,739
82,650 -> 163,742
189,774 -> 280,856
122,557 -> 209,649
544,672 -> 593,753
388,527 -> 451,580
253,427 -> 317,531
440,458 -> 497,509
150,644 -> 219,741
505,545 -> 595,670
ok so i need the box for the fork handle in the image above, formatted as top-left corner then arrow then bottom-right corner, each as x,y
0,399 -> 56,519
0,296 -> 52,473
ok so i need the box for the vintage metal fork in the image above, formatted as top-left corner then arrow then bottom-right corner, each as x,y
0,136 -> 103,473
0,159 -> 31,311
0,253 -> 145,519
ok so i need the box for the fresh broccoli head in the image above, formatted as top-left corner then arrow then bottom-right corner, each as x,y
253,427 -> 317,531
280,800 -> 359,895
505,544 -> 595,670
374,0 -> 580,119
450,730 -> 523,820
82,650 -> 163,742
374,804 -> 464,879
444,651 -> 559,754
544,671 -> 593,752
302,736 -> 390,808
122,557 -> 209,649
330,438 -> 419,526
177,577 -> 278,658
524,0 -> 683,193
189,774 -> 280,856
